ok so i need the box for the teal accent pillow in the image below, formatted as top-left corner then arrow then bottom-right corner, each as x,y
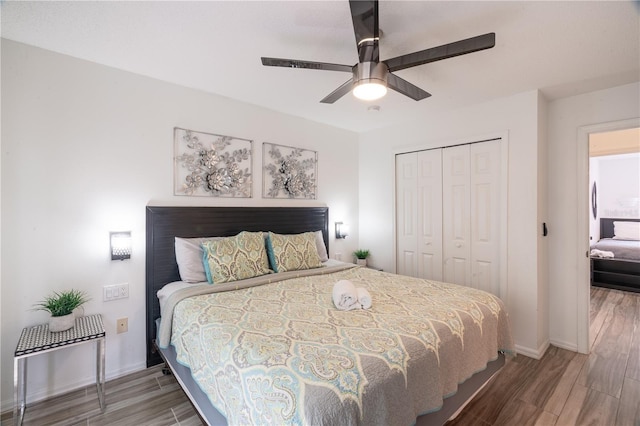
202,249 -> 213,284
201,231 -> 271,284
266,231 -> 323,273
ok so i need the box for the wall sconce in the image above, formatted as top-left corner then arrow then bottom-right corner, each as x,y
110,231 -> 131,261
335,222 -> 349,239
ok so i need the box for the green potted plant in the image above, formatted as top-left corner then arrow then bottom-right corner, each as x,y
34,289 -> 90,332
353,249 -> 370,266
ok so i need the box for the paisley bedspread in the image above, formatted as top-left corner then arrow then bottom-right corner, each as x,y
166,266 -> 514,425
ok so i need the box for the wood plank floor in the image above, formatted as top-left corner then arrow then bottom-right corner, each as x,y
448,286 -> 640,426
0,365 -> 204,426
2,286 -> 638,425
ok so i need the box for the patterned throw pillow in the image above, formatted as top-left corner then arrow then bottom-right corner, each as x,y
266,231 -> 323,272
201,231 -> 271,284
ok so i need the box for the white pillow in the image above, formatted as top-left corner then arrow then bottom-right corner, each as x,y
613,221 -> 640,241
315,230 -> 329,262
175,236 -> 222,283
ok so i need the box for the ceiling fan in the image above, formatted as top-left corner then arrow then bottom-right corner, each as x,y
261,0 -> 495,103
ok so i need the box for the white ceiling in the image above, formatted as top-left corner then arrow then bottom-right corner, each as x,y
2,1 -> 639,133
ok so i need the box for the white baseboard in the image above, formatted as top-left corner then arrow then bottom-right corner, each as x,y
549,338 -> 579,353
515,339 -> 550,360
1,361 -> 147,415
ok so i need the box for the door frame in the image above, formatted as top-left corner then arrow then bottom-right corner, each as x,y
576,117 -> 639,353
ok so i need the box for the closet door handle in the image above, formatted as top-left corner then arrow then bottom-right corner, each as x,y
455,242 -> 462,248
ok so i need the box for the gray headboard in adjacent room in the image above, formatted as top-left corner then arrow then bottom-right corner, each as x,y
145,206 -> 329,367
600,217 -> 640,239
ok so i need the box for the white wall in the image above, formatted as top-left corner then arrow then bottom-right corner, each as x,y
358,90 -> 547,357
597,154 -> 640,219
547,82 -> 640,351
359,82 -> 640,357
0,39 -> 359,411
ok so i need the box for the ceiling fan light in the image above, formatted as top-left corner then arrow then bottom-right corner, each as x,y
353,80 -> 387,101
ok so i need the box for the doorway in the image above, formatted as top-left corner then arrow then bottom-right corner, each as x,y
577,119 -> 640,354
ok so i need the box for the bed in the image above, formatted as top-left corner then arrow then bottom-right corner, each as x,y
146,206 -> 514,425
590,218 -> 640,293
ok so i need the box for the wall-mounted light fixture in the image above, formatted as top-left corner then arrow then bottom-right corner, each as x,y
335,222 -> 349,239
110,231 -> 132,261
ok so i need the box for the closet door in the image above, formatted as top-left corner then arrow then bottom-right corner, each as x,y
417,150 -> 443,281
470,141 -> 501,294
396,153 -> 418,277
396,140 -> 502,293
442,145 -> 471,286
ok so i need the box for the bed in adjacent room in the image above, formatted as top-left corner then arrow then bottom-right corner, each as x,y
590,218 -> 640,293
146,206 -> 514,425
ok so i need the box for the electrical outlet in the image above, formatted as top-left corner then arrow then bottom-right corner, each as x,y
335,252 -> 342,261
119,284 -> 129,298
103,283 -> 129,301
117,317 -> 128,334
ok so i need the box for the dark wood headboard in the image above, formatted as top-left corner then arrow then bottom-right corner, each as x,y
600,217 -> 640,239
145,206 -> 329,367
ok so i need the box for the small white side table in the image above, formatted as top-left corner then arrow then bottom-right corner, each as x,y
13,314 -> 106,425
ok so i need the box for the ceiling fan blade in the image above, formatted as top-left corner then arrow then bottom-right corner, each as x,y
385,32 -> 496,73
387,73 -> 431,101
349,0 -> 379,63
320,79 -> 354,104
261,57 -> 353,73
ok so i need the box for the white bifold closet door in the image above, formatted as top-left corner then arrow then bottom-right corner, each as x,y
395,152 -> 419,277
442,141 -> 501,294
469,141 -> 501,295
395,149 -> 443,279
396,140 -> 501,295
442,145 -> 471,285
418,149 -> 443,281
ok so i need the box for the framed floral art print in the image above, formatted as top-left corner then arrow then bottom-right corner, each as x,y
262,143 -> 317,199
174,127 -> 252,197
